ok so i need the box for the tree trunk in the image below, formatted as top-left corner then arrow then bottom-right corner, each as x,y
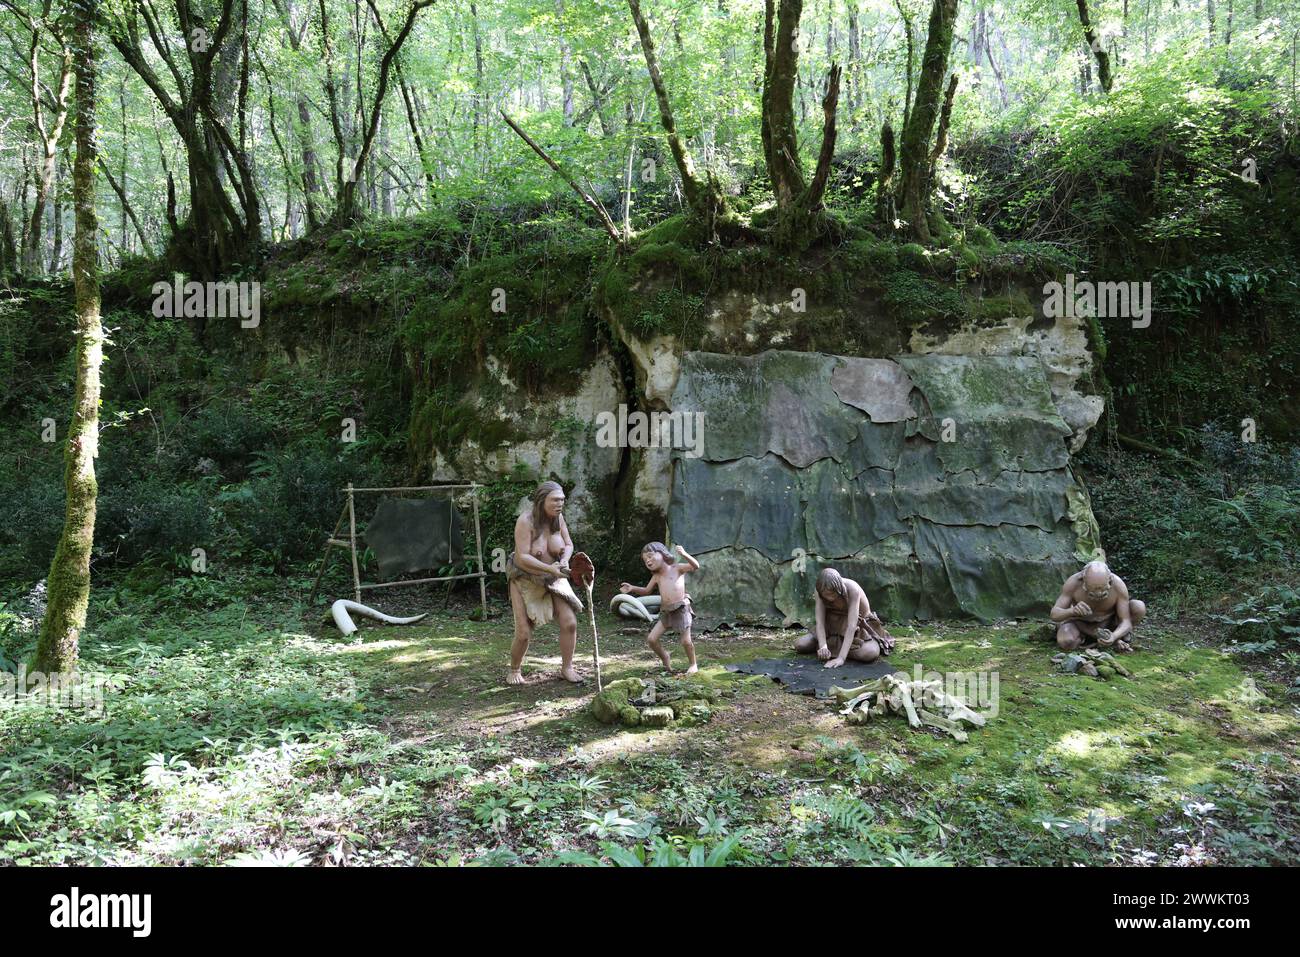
895,0 -> 959,243
557,0 -> 575,126
98,157 -> 154,257
335,0 -> 433,223
626,0 -> 733,231
395,60 -> 437,201
471,1 -> 486,167
927,72 -> 958,188
19,3 -> 74,275
847,4 -> 861,114
1076,0 -> 1114,92
108,0 -> 260,279
48,151 -> 63,272
763,0 -> 805,209
759,0 -> 840,245
0,196 -> 18,275
34,0 -> 103,676
876,117 -> 897,226
271,0 -> 324,228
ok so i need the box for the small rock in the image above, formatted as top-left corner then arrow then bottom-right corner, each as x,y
640,706 -> 674,728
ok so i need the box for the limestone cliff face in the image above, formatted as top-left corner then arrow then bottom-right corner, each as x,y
422,276 -> 1104,621
427,354 -> 623,552
603,284 -> 1104,555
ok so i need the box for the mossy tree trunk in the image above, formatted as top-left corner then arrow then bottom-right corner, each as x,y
926,72 -> 959,188
875,118 -> 897,226
627,0 -> 734,234
762,0 -> 841,247
762,0 -> 805,210
1076,0 -> 1114,93
107,0 -> 261,280
895,0 -> 959,244
34,0 -> 102,676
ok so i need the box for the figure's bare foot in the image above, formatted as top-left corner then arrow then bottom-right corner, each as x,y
654,649 -> 673,671
1116,640 -> 1133,654
684,663 -> 698,675
507,669 -> 527,686
560,665 -> 584,683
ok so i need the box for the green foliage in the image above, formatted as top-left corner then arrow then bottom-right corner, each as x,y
1086,432 -> 1300,606
882,269 -> 967,323
222,438 -> 384,570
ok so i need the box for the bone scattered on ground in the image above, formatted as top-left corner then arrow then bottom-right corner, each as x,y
831,673 -> 989,741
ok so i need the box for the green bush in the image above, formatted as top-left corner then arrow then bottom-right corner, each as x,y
96,476 -> 217,567
1087,432 -> 1300,605
224,439 -> 383,569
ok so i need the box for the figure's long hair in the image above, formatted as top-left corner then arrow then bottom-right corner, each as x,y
642,541 -> 672,560
816,567 -> 846,597
529,481 -> 564,536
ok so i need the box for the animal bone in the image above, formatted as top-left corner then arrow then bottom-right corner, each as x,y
330,599 -> 428,637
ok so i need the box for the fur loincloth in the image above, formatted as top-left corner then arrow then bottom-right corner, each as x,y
506,555 -> 584,627
659,597 -> 694,634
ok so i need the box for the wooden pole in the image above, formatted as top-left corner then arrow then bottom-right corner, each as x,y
347,483 -> 361,603
470,482 -> 488,621
308,501 -> 349,603
586,579 -> 602,691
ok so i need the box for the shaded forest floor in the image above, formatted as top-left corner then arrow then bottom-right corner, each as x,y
3,586 -> 1298,866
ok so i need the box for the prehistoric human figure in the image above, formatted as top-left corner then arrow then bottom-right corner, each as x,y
794,567 -> 896,668
620,542 -> 700,674
506,481 -> 585,685
1050,560 -> 1147,653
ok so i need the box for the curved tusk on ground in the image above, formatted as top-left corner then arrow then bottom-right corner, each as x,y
608,594 -> 659,623
330,599 -> 429,637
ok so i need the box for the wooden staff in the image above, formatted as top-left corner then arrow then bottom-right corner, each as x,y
568,552 -> 601,691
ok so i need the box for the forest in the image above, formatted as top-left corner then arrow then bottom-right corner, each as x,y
0,0 -> 1298,871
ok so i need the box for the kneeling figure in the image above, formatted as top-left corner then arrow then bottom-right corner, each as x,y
795,568 -> 896,668
1050,560 -> 1147,653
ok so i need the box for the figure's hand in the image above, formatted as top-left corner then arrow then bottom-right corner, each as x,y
675,544 -> 687,556
1070,601 -> 1093,618
1096,628 -> 1115,645
549,563 -> 565,577
816,645 -> 832,661
619,582 -> 633,594
824,658 -> 846,669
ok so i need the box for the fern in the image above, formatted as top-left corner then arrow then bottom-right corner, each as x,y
803,792 -> 877,837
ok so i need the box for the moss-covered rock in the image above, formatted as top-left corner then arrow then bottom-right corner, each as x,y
591,678 -> 649,725
640,706 -> 675,728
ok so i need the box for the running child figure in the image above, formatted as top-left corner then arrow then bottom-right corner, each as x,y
620,542 -> 700,674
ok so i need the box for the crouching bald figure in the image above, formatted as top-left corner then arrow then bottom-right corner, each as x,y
794,568 -> 896,668
1050,560 -> 1147,653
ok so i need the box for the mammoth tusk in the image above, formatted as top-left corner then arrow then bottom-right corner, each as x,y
330,599 -> 429,637
608,594 -> 660,623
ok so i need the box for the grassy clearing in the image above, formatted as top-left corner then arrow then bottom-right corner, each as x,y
2,591 -> 1296,866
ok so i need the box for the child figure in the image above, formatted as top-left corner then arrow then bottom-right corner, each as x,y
620,542 -> 700,674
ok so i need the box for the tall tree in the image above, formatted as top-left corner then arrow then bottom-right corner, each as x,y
626,0 -> 734,234
270,0 -> 324,228
333,0 -> 433,223
2,0 -> 74,274
106,0 -> 263,279
1076,0 -> 1114,92
894,0 -> 958,243
33,0 -> 101,675
761,0 -> 841,244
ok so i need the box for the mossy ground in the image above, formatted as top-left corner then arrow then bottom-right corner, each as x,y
5,587 -> 1294,866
